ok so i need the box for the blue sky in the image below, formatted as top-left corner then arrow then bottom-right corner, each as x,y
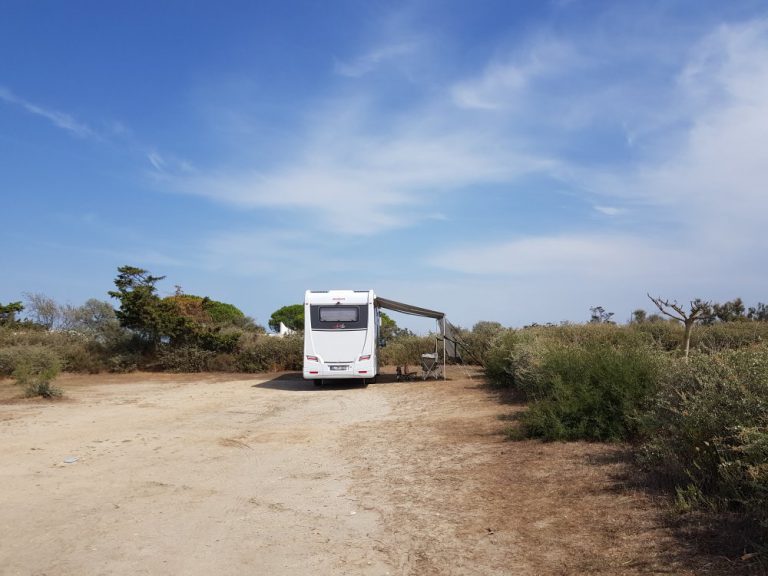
2,1 -> 768,331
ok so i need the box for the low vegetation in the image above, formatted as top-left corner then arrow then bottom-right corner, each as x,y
479,317 -> 768,559
2,276 -> 767,560
0,344 -> 62,398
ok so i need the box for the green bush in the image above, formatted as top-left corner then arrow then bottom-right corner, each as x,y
0,326 -> 114,373
236,335 -> 303,372
106,352 -> 141,373
631,321 -> 682,351
483,330 -> 545,389
153,345 -> 218,372
518,343 -> 663,441
638,349 -> 768,540
691,322 -> 768,353
458,321 -> 507,365
0,345 -> 62,397
195,327 -> 242,353
378,334 -> 436,367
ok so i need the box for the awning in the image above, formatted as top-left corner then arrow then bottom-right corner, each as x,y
375,297 -> 460,360
374,297 -> 444,319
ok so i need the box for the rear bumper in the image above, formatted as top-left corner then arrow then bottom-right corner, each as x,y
303,360 -> 376,380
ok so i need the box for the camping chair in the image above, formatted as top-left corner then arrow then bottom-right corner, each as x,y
421,352 -> 443,380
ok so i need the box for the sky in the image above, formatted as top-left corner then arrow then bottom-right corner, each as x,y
2,0 -> 768,331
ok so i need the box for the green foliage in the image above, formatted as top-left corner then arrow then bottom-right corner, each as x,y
164,293 -> 247,326
712,298 -> 747,323
195,327 -> 242,353
109,266 -> 183,348
748,302 -> 768,321
459,321 -> 506,365
589,306 -> 614,324
154,345 -> 219,372
485,320 -> 767,549
379,311 -> 397,339
109,267 -> 258,354
484,329 -> 545,389
518,342 -> 663,441
631,321 -> 682,351
379,334 -> 435,367
204,299 -> 245,324
236,335 -> 303,372
0,345 -> 62,397
378,312 -> 413,342
638,349 -> 768,540
269,304 -> 304,332
61,299 -> 123,343
0,301 -> 24,326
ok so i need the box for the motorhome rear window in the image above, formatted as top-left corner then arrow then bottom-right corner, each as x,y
310,305 -> 368,330
319,307 -> 359,322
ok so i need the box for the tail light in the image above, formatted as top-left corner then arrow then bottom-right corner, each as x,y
359,355 -> 371,361
306,355 -> 319,362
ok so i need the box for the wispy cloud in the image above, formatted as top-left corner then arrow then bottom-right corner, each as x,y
0,86 -> 96,139
587,18 -> 768,230
158,11 -> 768,321
434,234 -> 673,277
334,41 -> 419,77
201,229 -> 348,277
435,16 -> 768,314
451,36 -> 579,111
166,98 -> 559,235
593,205 -> 625,216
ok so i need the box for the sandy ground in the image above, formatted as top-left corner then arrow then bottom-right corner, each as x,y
0,368 -> 748,575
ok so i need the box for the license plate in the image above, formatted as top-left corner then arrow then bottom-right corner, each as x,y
329,365 -> 348,371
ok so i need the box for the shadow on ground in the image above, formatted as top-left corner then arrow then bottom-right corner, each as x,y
253,369 -> 453,391
587,447 -> 767,575
254,372 -> 381,391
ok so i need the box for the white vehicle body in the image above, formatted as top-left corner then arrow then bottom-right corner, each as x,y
303,290 -> 378,382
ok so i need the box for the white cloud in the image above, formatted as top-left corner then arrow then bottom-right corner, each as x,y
0,86 -> 96,139
451,37 -> 578,111
593,205 -> 624,216
168,99 -> 560,235
433,17 -> 768,323
147,152 -> 166,171
334,41 -> 419,77
201,229 -> 349,278
589,18 -> 768,235
434,234 -> 672,277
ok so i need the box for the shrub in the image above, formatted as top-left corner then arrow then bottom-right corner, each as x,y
378,334 -> 436,367
106,352 -> 141,373
692,322 -> 768,353
153,345 -> 218,372
1,345 -> 62,397
483,330 -> 544,389
638,349 -> 768,541
236,335 -> 303,372
630,321 -> 682,352
195,327 -> 242,353
518,343 -> 664,441
459,321 -> 507,365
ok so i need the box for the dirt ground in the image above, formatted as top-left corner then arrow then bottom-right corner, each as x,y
0,368 -> 749,575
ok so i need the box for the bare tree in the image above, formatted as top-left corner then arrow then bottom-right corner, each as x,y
647,294 -> 712,359
23,293 -> 61,330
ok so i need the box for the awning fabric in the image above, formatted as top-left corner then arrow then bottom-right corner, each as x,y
374,297 -> 444,319
375,297 -> 461,360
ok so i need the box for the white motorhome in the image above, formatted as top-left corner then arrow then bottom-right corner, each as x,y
303,290 -> 379,385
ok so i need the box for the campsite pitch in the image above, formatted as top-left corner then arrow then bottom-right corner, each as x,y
0,369 -> 739,575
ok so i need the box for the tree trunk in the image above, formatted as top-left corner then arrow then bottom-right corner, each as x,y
683,320 -> 693,360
